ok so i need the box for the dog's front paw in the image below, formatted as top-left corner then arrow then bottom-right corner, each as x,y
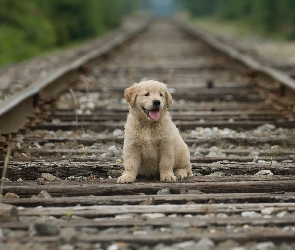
160,173 -> 177,182
117,173 -> 136,183
174,169 -> 189,181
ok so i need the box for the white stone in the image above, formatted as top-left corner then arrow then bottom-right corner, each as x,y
276,211 -> 288,218
254,124 -> 276,134
250,241 -> 275,250
142,213 -> 166,219
172,241 -> 196,249
255,170 -> 273,176
261,207 -> 275,215
195,237 -> 215,250
108,145 -> 117,151
113,129 -> 123,136
194,151 -> 204,157
241,211 -> 261,218
133,230 -> 148,235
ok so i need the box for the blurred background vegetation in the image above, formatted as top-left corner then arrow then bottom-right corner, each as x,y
182,0 -> 295,38
0,0 -> 139,67
1,0 -> 295,68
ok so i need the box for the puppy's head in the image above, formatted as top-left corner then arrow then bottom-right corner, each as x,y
124,80 -> 173,121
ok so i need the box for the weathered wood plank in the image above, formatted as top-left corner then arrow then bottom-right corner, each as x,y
31,119 -> 295,131
4,192 -> 295,207
2,217 -> 295,230
11,147 -> 295,157
2,158 -> 295,181
3,231 -> 295,245
16,203 -> 295,217
15,135 -> 295,147
3,178 -> 295,196
77,232 -> 295,244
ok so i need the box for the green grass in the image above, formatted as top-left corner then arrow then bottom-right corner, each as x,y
193,17 -> 256,39
191,16 -> 295,65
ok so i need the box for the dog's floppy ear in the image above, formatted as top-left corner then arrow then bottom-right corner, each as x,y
165,89 -> 173,108
124,84 -> 138,107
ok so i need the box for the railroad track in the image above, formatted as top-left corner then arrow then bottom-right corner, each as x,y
1,18 -> 295,249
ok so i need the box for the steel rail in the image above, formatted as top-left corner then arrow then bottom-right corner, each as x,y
0,18 -> 151,134
175,18 -> 295,93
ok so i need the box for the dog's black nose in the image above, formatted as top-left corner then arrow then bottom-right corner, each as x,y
153,100 -> 161,107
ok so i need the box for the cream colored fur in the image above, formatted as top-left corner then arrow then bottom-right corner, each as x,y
117,80 -> 192,183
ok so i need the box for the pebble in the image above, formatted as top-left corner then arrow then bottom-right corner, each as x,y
216,213 -> 228,218
34,220 -> 60,236
107,242 -> 130,250
241,211 -> 261,218
44,143 -> 56,149
108,145 -> 117,151
37,190 -> 52,199
172,241 -> 196,249
237,132 -> 246,138
0,204 -> 19,221
115,214 -> 136,219
250,241 -> 275,250
208,172 -> 224,177
187,189 -> 204,194
140,197 -> 155,205
206,146 -> 226,158
254,124 -> 276,134
249,151 -> 260,157
41,172 -> 59,181
283,226 -> 295,231
142,213 -> 166,219
60,228 -> 78,243
180,188 -> 187,194
261,207 -> 275,215
4,192 -> 20,199
113,129 -> 123,136
59,244 -> 75,250
276,211 -> 288,218
217,240 -> 239,249
255,170 -> 274,176
133,230 -> 148,235
157,188 -> 171,195
262,143 -> 271,150
154,243 -> 171,250
195,237 -> 215,250
33,141 -> 42,148
257,160 -> 269,164
89,143 -> 101,149
193,151 -> 204,157
252,155 -> 259,163
100,151 -> 114,158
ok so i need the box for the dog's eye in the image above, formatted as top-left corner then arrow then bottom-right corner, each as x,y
144,92 -> 149,96
160,93 -> 163,97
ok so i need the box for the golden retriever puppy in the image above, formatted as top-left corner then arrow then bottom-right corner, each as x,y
117,80 -> 192,183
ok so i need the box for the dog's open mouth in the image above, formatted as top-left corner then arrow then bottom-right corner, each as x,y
143,108 -> 160,121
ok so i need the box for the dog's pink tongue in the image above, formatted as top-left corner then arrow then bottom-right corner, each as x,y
149,110 -> 160,121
